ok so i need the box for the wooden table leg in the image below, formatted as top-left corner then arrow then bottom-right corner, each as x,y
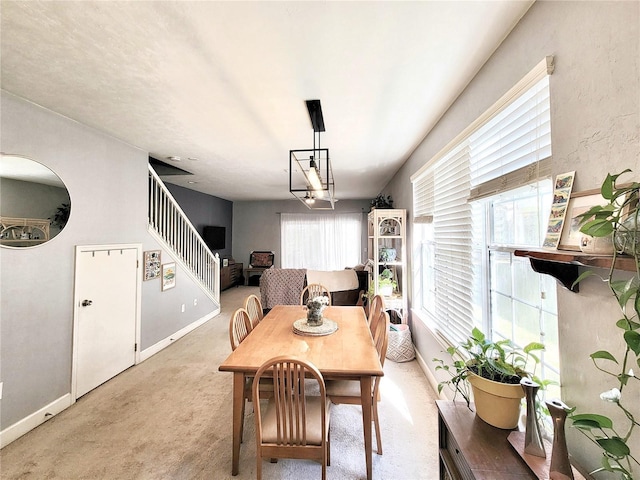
360,376 -> 373,480
231,372 -> 245,475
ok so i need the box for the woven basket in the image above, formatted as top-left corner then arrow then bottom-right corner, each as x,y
386,324 -> 415,362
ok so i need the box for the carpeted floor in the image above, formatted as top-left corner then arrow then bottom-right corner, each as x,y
0,286 -> 440,479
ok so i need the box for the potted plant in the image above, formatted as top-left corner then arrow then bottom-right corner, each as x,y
570,170 -> 639,479
377,268 -> 397,296
433,327 -> 545,429
50,202 -> 70,229
370,194 -> 394,211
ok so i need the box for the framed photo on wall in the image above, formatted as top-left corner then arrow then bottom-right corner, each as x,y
558,189 -> 606,250
143,250 -> 161,281
162,262 -> 176,291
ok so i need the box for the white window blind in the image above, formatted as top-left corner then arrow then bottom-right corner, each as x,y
411,57 -> 553,347
413,168 -> 434,223
413,144 -> 474,345
469,76 -> 552,200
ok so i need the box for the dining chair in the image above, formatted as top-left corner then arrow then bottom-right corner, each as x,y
253,356 -> 331,480
244,294 -> 264,329
367,294 -> 385,329
369,305 -> 390,340
300,283 -> 332,306
326,310 -> 389,455
228,307 -> 272,442
229,308 -> 253,351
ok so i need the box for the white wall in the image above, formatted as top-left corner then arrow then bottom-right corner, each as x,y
0,91 -> 217,435
384,1 -> 639,473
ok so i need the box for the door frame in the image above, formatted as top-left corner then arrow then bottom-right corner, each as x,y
71,243 -> 142,403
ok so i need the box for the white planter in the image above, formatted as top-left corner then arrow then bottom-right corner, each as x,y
379,285 -> 393,296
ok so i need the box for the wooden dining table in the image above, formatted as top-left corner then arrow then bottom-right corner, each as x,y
218,304 -> 384,480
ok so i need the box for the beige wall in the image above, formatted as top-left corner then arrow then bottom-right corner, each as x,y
385,1 -> 639,473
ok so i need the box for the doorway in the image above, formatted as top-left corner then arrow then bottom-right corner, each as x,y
72,244 -> 142,399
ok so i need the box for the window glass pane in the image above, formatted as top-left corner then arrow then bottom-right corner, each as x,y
513,302 -> 541,348
491,291 -> 513,341
540,273 -> 557,313
513,257 -> 540,306
541,310 -> 559,370
490,251 -> 512,296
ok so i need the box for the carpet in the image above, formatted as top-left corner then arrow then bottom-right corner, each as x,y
0,286 -> 440,479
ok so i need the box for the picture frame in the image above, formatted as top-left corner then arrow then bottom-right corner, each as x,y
542,171 -> 575,248
143,250 -> 161,281
162,262 -> 176,291
558,188 -> 605,251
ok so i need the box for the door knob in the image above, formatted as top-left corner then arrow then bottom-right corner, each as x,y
82,299 -> 93,307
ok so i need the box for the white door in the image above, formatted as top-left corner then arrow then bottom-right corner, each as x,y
73,245 -> 141,399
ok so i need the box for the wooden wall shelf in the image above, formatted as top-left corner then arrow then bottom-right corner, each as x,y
514,248 -> 637,292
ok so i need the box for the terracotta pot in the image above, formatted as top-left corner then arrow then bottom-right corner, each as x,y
467,371 -> 524,429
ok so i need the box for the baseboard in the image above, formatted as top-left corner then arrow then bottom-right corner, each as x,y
1,393 -> 72,449
414,348 -> 447,399
139,308 -> 220,362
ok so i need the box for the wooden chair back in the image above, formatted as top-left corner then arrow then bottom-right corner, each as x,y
300,283 -> 332,306
367,294 -> 385,327
368,301 -> 387,339
244,294 -> 264,328
253,356 -> 331,480
229,308 -> 252,351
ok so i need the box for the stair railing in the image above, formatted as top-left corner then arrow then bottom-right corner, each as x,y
148,165 -> 220,303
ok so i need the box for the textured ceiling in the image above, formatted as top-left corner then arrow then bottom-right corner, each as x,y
0,1 -> 533,202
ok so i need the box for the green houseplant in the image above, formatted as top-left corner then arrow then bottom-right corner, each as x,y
377,268 -> 397,296
433,327 -> 545,429
570,170 -> 639,479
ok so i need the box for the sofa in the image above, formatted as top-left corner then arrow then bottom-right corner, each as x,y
260,267 -> 369,310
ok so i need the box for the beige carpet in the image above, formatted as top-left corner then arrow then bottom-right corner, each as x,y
0,286 -> 440,479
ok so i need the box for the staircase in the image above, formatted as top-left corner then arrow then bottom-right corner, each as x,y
148,165 -> 220,305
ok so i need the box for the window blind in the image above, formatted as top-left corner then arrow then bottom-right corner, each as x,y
469,76 -> 552,200
413,144 -> 475,345
411,57 -> 553,347
412,168 -> 434,223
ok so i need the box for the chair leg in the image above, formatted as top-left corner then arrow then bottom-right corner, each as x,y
240,398 -> 246,444
373,401 -> 382,455
327,426 -> 331,466
256,454 -> 262,480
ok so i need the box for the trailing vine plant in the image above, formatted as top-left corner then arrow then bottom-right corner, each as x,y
571,170 -> 640,479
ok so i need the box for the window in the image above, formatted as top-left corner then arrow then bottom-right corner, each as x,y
411,58 -> 559,393
280,212 -> 362,270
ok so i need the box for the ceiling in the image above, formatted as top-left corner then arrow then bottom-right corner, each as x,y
0,1 -> 533,202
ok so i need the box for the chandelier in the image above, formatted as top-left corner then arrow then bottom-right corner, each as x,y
289,100 -> 335,210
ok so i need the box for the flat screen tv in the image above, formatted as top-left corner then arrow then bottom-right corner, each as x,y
203,226 -> 226,250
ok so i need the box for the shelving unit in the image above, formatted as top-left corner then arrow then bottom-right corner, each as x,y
514,248 -> 637,292
367,208 -> 407,323
0,216 -> 50,247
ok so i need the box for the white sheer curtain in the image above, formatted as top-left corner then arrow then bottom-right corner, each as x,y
281,213 -> 362,270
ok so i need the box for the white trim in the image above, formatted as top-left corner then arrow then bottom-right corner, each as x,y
0,394 -> 72,449
72,244 -> 142,402
411,56 -> 554,182
139,310 -> 220,362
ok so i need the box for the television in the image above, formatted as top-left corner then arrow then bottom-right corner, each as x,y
203,226 -> 226,250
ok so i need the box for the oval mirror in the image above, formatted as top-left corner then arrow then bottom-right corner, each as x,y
0,154 -> 71,248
